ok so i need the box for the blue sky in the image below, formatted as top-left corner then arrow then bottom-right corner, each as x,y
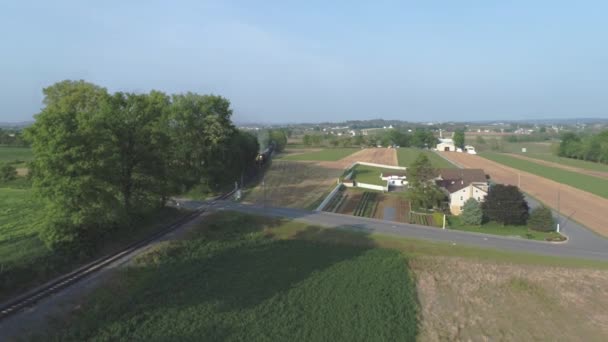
1,0 -> 607,123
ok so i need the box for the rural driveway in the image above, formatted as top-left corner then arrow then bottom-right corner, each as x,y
214,201 -> 608,262
438,151 -> 608,237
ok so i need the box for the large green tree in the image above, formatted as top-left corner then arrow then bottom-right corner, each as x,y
407,154 -> 444,210
461,198 -> 483,225
26,80 -> 119,250
453,130 -> 465,149
481,184 -> 529,225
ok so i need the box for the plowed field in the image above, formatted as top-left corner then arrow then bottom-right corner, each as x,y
318,148 -> 398,169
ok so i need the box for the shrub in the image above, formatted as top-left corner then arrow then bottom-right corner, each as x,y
482,184 -> 529,225
461,198 -> 483,225
1,163 -> 17,182
528,206 -> 555,232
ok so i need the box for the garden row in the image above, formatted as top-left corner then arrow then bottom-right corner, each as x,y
354,192 -> 378,217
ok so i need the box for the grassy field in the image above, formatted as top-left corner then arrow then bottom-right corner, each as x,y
42,213 -> 419,341
281,148 -> 358,161
521,153 -> 608,173
396,148 -> 455,168
447,216 -> 563,241
37,211 -> 608,341
0,178 -> 186,302
481,152 -> 608,199
352,164 -> 400,186
0,146 -> 33,162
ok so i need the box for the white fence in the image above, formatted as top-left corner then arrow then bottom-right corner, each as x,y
356,182 -> 388,192
354,161 -> 407,170
316,183 -> 344,211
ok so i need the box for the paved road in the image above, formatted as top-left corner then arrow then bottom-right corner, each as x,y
211,201 -> 608,261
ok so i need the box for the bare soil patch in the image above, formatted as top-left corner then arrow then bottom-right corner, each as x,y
414,256 -> 608,341
508,153 -> 608,179
374,195 -> 409,222
318,148 -> 398,169
440,152 -> 608,237
243,160 -> 341,209
338,191 -> 363,215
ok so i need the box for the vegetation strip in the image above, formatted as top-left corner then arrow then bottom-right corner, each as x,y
480,152 -> 608,198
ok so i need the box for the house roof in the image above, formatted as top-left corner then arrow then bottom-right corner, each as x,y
435,168 -> 487,193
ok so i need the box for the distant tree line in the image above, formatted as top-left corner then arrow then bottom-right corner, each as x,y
0,128 -> 29,147
301,128 -> 437,149
26,80 -> 259,251
558,130 -> 608,163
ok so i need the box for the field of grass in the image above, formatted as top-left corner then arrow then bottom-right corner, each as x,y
447,216 -> 563,241
521,153 -> 608,173
481,152 -> 608,198
0,179 -> 186,302
396,148 -> 455,168
42,213 -> 419,341
281,148 -> 358,161
0,147 -> 33,162
352,164 -> 400,186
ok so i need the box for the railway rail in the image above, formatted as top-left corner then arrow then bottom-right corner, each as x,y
0,190 -> 236,321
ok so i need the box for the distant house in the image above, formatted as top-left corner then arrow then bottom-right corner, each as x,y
435,169 -> 488,215
464,145 -> 477,154
436,138 -> 456,152
380,173 -> 407,187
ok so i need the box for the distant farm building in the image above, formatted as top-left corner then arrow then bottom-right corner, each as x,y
436,138 -> 456,152
380,173 -> 407,187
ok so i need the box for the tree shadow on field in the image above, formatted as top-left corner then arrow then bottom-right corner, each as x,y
137,223 -> 376,312
43,212 -> 421,341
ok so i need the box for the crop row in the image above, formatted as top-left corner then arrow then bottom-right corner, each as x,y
354,192 -> 378,217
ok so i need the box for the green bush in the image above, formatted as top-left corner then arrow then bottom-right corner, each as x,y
1,163 -> 17,182
461,198 -> 483,225
528,206 -> 555,232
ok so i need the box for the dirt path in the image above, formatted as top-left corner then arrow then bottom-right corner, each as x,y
507,153 -> 608,179
318,148 -> 398,169
440,152 -> 608,237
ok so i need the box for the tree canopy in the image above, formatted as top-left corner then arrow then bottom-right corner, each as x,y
453,130 -> 465,149
26,80 -> 259,251
481,184 -> 529,225
558,130 -> 608,163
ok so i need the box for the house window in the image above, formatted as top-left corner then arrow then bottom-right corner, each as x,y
460,196 -> 463,200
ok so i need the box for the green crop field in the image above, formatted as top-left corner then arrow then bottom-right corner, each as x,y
281,148 -> 358,161
0,186 -> 51,301
480,152 -> 608,199
43,213 -> 419,341
0,180 -> 185,302
0,147 -> 33,162
521,153 -> 608,173
397,148 -> 455,168
352,164 -> 401,186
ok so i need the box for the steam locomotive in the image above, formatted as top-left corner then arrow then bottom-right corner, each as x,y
255,141 -> 276,167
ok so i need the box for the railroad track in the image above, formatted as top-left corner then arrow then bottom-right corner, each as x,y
0,190 -> 236,321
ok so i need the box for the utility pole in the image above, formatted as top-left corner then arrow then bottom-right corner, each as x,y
557,187 -> 561,233
518,172 -> 521,188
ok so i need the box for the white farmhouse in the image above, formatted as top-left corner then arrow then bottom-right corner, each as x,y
436,169 -> 488,215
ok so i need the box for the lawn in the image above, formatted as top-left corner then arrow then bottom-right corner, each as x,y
480,152 -> 608,199
281,148 -> 358,161
352,164 -> 401,186
522,153 -> 608,173
42,213 -> 419,341
397,148 -> 455,168
0,146 -> 33,162
446,216 -> 563,241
